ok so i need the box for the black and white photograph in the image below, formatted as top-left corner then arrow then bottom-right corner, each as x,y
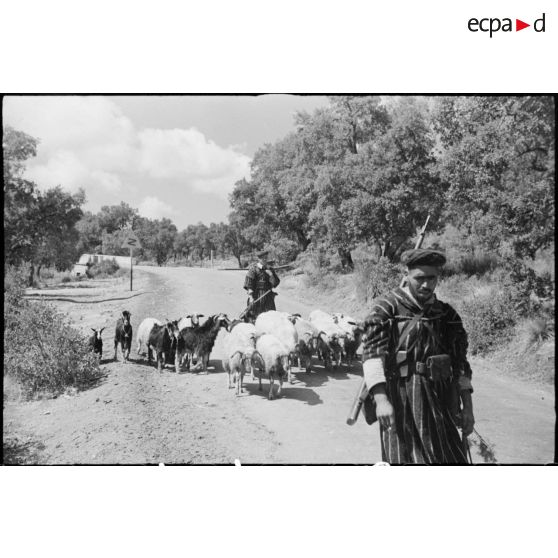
3,94 -> 555,465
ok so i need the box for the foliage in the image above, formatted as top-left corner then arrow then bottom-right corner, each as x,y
3,127 -> 41,265
432,96 -> 555,259
87,259 -> 123,278
354,257 -> 405,304
443,252 -> 499,277
264,233 -> 299,265
458,289 -> 517,355
4,127 -> 86,282
4,269 -> 103,399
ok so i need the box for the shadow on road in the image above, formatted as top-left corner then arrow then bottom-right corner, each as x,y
241,381 -> 323,405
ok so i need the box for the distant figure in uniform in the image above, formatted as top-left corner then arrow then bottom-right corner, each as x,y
243,250 -> 280,322
361,248 -> 475,464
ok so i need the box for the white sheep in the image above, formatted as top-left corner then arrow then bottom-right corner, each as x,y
332,313 -> 363,365
309,309 -> 346,368
255,310 -> 298,383
293,317 -> 320,372
222,322 -> 257,395
253,334 -> 290,400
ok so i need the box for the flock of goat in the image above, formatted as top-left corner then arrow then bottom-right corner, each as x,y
89,309 -> 363,400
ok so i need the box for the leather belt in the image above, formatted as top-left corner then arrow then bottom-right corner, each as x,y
398,361 -> 427,378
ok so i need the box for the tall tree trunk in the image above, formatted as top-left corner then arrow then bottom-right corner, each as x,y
236,254 -> 242,268
28,263 -> 35,287
37,264 -> 42,281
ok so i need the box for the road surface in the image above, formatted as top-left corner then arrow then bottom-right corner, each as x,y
4,266 -> 555,464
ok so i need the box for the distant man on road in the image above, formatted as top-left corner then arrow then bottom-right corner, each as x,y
362,249 -> 475,464
243,250 -> 280,322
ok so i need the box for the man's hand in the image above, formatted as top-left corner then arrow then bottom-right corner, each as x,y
372,389 -> 395,430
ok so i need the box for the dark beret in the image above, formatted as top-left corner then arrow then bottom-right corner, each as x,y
401,248 -> 447,268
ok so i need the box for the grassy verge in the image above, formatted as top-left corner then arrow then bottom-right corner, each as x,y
4,266 -> 106,401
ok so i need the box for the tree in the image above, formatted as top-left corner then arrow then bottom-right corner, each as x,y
3,127 -> 42,266
4,127 -> 86,283
308,98 -> 441,262
33,187 -> 85,278
75,212 -> 102,254
223,217 -> 254,268
135,217 -> 177,265
97,202 -> 138,234
432,96 -> 555,259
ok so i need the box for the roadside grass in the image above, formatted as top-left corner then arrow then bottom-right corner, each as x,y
4,266 -> 106,401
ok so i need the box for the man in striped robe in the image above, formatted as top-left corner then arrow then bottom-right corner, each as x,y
243,250 -> 280,322
362,249 -> 475,464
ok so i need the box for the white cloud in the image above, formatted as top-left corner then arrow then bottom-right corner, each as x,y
138,128 -> 251,196
138,196 -> 177,220
3,96 -> 250,203
24,149 -> 123,193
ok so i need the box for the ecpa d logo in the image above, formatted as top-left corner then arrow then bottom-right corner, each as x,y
468,13 -> 546,37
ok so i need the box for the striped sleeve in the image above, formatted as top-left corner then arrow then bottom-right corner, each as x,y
362,295 -> 395,362
445,305 -> 473,392
244,266 -> 256,291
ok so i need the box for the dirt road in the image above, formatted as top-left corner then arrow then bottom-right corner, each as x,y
3,266 -> 554,464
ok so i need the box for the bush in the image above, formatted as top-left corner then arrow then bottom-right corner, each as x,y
458,289 -> 517,355
87,259 -> 122,278
443,252 -> 499,277
354,257 -> 405,304
40,268 -> 55,280
4,269 -> 104,399
61,276 -> 72,283
4,265 -> 27,303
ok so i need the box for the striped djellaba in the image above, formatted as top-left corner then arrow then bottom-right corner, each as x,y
362,287 -> 473,464
243,264 -> 280,321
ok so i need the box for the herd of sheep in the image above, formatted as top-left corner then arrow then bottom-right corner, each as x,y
89,309 -> 363,400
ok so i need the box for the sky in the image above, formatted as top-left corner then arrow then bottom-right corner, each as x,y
3,95 -> 329,229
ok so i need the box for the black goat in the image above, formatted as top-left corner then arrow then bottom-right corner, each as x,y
178,313 -> 231,372
89,328 -> 105,359
343,328 -> 363,367
148,320 -> 180,373
114,310 -> 133,362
